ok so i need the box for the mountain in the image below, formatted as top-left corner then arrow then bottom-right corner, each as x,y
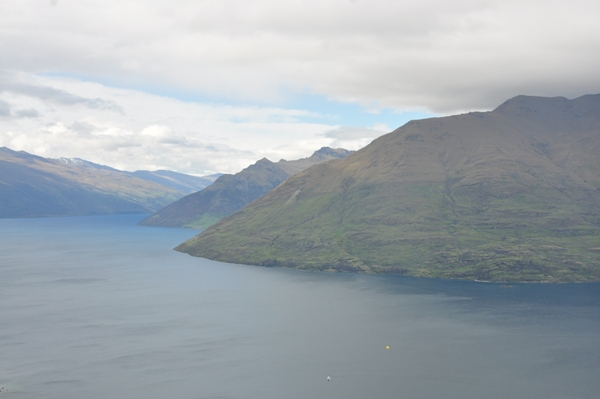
139,147 -> 353,229
0,148 -> 211,218
130,170 -> 221,194
56,158 -> 219,194
176,94 -> 600,282
276,147 -> 353,175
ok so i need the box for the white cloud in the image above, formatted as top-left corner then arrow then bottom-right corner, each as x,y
0,0 -> 598,174
0,74 -> 352,174
323,125 -> 390,150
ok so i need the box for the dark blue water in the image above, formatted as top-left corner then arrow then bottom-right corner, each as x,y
1,215 -> 599,399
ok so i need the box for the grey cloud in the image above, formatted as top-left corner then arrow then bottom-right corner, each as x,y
101,140 -> 143,151
157,136 -> 191,146
70,121 -> 99,135
0,99 -> 11,117
0,70 -> 124,117
0,98 -> 37,119
1,1 -> 599,113
15,108 -> 40,118
0,79 -> 124,114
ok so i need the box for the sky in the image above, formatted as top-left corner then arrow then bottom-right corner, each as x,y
1,0 -> 599,175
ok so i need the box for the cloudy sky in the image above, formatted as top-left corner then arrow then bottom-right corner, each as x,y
1,0 -> 599,175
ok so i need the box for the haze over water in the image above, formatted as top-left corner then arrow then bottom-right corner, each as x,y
1,215 -> 599,399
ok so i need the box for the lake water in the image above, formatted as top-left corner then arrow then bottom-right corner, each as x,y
1,215 -> 599,399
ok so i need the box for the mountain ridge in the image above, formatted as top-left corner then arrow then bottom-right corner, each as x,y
176,94 -> 600,282
139,147 -> 352,229
0,147 -> 216,218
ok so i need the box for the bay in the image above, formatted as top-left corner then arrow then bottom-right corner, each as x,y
0,215 -> 599,399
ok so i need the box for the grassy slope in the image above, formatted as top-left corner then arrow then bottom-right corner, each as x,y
176,95 -> 600,282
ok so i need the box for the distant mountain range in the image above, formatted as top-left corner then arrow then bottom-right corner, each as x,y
0,147 -> 218,218
139,147 -> 353,229
130,170 -> 221,194
176,94 -> 600,282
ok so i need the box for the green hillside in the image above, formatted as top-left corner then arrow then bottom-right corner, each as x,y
176,94 -> 600,282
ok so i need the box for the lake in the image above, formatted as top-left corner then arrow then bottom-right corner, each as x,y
1,214 -> 599,399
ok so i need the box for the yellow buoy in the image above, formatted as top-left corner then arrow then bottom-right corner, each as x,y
385,345 -> 390,350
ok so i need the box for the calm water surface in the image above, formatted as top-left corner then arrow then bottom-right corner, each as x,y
1,215 -> 599,399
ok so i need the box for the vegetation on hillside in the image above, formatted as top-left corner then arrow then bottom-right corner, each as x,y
176,95 -> 600,282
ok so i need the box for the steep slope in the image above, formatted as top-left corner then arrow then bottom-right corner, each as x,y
139,147 -> 352,229
176,94 -> 600,282
140,158 -> 288,228
0,148 -> 183,218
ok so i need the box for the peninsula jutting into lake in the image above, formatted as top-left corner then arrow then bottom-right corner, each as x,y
176,94 -> 600,283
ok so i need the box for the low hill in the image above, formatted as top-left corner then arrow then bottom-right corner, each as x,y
139,147 -> 352,229
176,94 -> 600,282
0,148 -> 210,218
